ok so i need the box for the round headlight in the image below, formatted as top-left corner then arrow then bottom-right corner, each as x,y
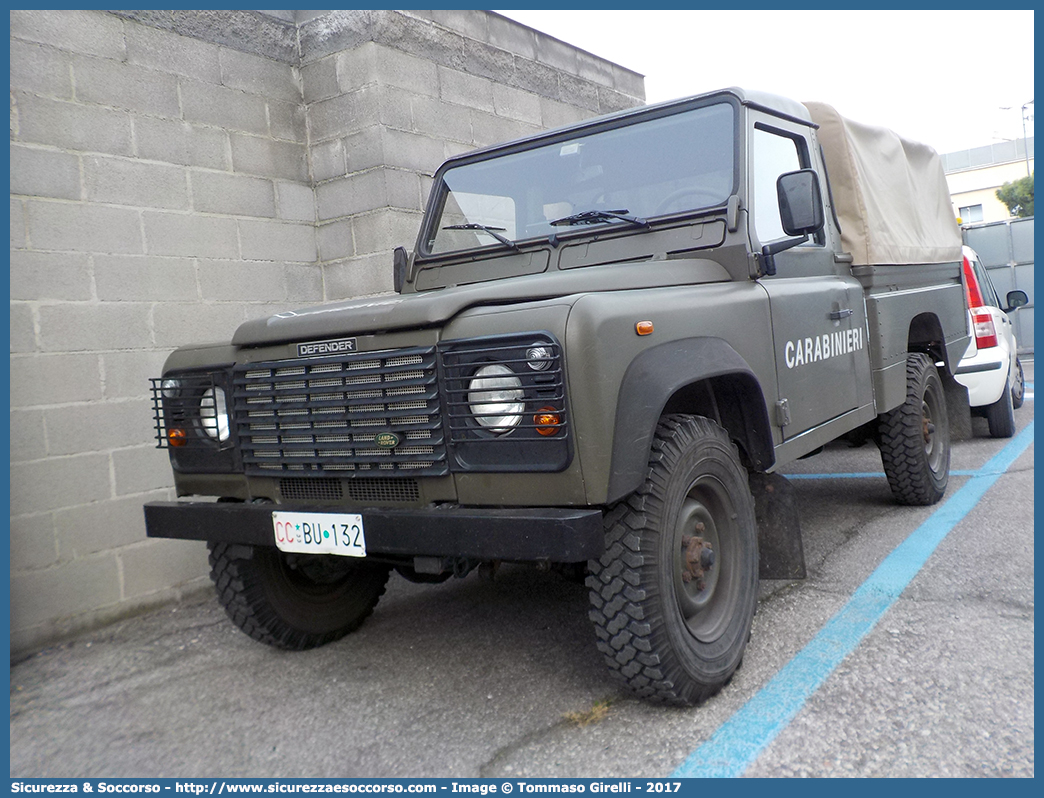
199,387 -> 230,442
468,364 -> 524,433
161,378 -> 181,398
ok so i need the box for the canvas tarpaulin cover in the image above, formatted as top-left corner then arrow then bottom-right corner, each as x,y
803,102 -> 962,266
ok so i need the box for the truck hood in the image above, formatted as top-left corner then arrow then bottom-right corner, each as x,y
231,257 -> 731,348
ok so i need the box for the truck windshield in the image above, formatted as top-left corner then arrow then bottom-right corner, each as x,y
424,101 -> 735,255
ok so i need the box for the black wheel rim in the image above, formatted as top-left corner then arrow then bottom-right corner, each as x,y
672,475 -> 737,642
922,381 -> 946,475
273,552 -> 357,601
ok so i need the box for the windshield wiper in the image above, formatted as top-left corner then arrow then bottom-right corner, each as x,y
549,209 -> 650,228
441,223 -> 520,251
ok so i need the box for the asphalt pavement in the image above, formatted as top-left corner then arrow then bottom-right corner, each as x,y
9,361 -> 1034,778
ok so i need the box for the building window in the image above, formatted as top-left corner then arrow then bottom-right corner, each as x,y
959,204 -> 984,223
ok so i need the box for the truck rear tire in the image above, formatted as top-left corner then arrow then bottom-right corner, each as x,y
208,542 -> 390,650
878,353 -> 950,506
587,415 -> 758,706
985,380 -> 1016,438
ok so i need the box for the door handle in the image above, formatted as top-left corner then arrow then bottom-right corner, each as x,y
829,309 -> 854,320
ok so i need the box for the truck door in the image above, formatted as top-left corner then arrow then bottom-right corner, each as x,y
750,119 -> 870,440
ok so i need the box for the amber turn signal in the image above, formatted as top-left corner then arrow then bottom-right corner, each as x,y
636,320 -> 654,336
168,428 -> 188,447
534,407 -> 561,436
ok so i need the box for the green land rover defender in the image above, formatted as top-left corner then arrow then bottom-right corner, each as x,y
145,88 -> 969,705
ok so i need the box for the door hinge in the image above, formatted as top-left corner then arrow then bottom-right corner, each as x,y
775,399 -> 791,427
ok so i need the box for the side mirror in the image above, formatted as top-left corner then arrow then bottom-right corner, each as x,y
760,170 -> 825,277
1005,289 -> 1029,312
777,169 -> 824,237
393,246 -> 409,293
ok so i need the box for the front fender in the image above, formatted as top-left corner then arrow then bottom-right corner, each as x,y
605,337 -> 775,504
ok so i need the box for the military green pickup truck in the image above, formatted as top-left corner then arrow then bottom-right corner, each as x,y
146,87 -> 969,705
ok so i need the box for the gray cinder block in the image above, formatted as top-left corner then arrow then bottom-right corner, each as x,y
438,66 -> 495,113
9,303 -> 36,354
9,251 -> 92,302
9,553 -> 121,631
100,350 -> 170,399
37,303 -> 153,353
14,93 -> 134,156
27,201 -> 142,255
230,134 -> 308,182
143,212 -> 238,258
10,9 -> 126,60
180,77 -> 269,136
125,22 -> 222,84
111,448 -> 176,497
192,171 -> 276,218
10,38 -> 74,98
492,83 -> 543,126
310,139 -> 347,182
10,145 -> 82,202
275,181 -> 316,222
10,353 -> 103,408
9,516 -> 59,571
134,117 -> 229,170
197,259 -> 289,301
152,303 -> 249,348
267,100 -> 308,144
316,170 -> 387,221
72,56 -> 181,118
94,254 -> 199,302
84,156 -> 189,210
301,56 -> 339,104
239,219 -> 317,262
120,538 -> 210,601
44,400 -> 153,457
10,453 -> 113,517
10,410 -> 48,463
317,219 -> 355,262
220,47 -> 302,103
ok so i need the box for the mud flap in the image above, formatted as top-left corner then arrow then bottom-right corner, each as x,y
748,471 -> 806,580
943,370 -> 973,442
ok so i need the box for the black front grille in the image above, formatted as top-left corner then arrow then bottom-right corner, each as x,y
278,477 -> 421,503
233,346 -> 448,477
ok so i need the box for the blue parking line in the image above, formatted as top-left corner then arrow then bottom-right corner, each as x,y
672,421 -> 1034,778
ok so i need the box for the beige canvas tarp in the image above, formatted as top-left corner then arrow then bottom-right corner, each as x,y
803,102 -> 962,266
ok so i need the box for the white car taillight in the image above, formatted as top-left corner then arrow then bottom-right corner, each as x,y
971,312 -> 998,349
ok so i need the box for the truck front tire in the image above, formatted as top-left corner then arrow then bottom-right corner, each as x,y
208,542 -> 390,650
587,415 -> 758,706
878,353 -> 950,505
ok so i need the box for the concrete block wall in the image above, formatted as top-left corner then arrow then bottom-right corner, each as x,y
9,9 -> 644,656
299,9 -> 645,297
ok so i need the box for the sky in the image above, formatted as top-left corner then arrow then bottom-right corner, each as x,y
496,9 -> 1034,157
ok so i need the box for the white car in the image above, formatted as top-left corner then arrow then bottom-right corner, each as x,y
955,245 -> 1028,437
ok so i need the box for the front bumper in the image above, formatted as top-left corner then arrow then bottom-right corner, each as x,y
144,501 -> 604,562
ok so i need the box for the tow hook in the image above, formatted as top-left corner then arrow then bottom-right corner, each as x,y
681,523 -> 715,591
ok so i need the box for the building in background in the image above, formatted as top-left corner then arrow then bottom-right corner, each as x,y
943,136 -> 1034,224
9,9 -> 644,655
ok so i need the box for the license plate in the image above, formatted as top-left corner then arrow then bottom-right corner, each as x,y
272,511 -> 366,557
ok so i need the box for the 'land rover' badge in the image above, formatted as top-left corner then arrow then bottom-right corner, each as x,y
375,432 -> 400,448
